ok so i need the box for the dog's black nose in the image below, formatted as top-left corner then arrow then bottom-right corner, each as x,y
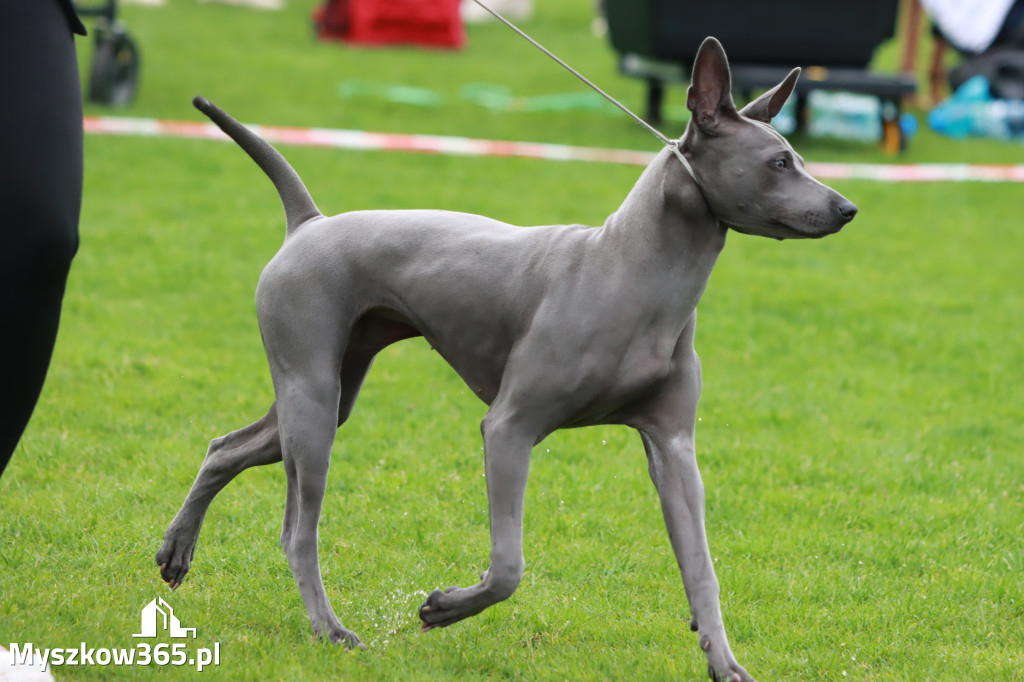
837,200 -> 858,222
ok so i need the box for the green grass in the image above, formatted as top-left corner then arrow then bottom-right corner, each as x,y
2,1 -> 1022,680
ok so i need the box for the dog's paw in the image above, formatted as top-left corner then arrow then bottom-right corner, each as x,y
155,534 -> 194,590
701,634 -> 755,682
418,587 -> 459,630
418,585 -> 492,631
313,620 -> 366,649
707,663 -> 755,682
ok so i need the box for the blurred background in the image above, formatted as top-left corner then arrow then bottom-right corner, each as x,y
74,0 -> 1024,163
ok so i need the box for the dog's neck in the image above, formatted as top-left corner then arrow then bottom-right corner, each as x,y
605,147 -> 726,273
598,147 -> 727,325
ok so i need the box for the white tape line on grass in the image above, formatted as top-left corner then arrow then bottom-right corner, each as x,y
84,116 -> 1024,183
808,161 -> 1024,182
82,115 -> 654,165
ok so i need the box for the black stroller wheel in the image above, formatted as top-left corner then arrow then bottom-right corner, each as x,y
88,28 -> 139,106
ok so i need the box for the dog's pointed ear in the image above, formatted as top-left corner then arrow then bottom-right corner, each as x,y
686,37 -> 738,133
739,67 -> 801,123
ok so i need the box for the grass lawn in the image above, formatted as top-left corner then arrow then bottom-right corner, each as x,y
2,1 -> 1022,680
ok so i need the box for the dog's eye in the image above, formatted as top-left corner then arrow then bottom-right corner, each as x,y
773,158 -> 788,170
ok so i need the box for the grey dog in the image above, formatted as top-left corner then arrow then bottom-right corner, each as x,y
157,37 -> 856,682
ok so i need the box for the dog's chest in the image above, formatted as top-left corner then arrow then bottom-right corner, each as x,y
612,330 -> 681,396
558,331 -> 681,428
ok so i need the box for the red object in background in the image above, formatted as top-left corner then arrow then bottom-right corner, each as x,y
313,0 -> 465,49
312,0 -> 349,41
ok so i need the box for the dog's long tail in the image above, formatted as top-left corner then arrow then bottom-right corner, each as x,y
193,96 -> 322,235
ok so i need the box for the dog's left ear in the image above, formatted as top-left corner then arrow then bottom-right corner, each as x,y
738,68 -> 801,123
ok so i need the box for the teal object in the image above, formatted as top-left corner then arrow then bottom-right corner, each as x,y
929,75 -> 1024,141
337,81 -> 445,107
340,80 -> 632,116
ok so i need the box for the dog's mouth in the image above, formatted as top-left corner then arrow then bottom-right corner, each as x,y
763,198 -> 858,240
732,219 -> 843,241
726,197 -> 858,240
789,221 -> 846,239
770,206 -> 856,240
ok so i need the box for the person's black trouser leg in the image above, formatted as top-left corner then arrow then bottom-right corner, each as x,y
0,0 -> 83,476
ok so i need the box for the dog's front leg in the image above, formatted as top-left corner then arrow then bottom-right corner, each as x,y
420,409 -> 533,629
637,351 -> 753,682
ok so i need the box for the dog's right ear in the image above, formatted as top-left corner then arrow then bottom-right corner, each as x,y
738,68 -> 801,123
686,37 -> 739,134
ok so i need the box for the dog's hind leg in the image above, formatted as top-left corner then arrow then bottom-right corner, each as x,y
278,341 -> 377,554
278,316 -> 419,641
158,405 -> 283,588
279,345 -> 377,554
274,367 -> 364,646
279,323 -> 418,645
258,280 -> 365,646
158,337 -> 367,590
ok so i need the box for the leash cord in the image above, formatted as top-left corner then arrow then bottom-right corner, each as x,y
470,0 -> 696,179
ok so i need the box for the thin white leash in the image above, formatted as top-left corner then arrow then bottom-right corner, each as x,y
470,0 -> 697,181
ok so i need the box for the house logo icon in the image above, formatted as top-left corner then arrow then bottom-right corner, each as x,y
132,597 -> 197,639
